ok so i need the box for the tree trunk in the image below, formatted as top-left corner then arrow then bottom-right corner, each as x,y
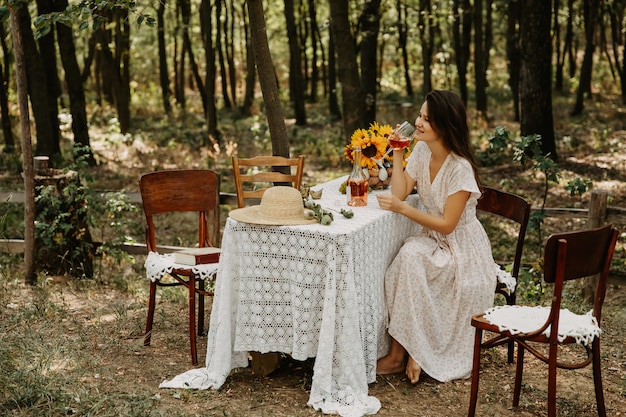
520,0 -> 556,159
419,0 -> 434,95
35,0 -> 62,156
554,0 -> 564,91
216,0 -> 232,109
10,4 -> 36,285
329,0 -> 363,141
452,0 -> 471,104
360,0 -> 381,125
157,0 -> 172,114
307,0 -> 321,102
608,1 -> 626,104
474,0 -> 488,117
226,1 -> 237,107
53,0 -> 96,166
200,0 -> 218,141
327,20 -> 341,121
0,59 -> 14,153
240,4 -> 256,117
246,0 -> 290,158
180,0 -> 207,116
17,5 -> 58,159
397,0 -> 413,98
572,0 -> 599,116
506,0 -> 521,121
285,0 -> 307,125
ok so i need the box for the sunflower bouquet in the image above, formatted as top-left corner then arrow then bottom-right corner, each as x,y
343,122 -> 411,190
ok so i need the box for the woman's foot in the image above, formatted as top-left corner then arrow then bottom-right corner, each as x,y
376,354 -> 406,375
405,356 -> 421,384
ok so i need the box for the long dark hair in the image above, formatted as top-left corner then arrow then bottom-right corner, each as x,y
425,90 -> 480,184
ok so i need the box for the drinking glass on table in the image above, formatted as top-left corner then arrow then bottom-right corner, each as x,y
389,121 -> 416,150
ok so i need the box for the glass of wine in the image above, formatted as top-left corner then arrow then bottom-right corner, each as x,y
388,121 -> 416,150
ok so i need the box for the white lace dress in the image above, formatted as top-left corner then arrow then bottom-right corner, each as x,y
383,141 -> 495,382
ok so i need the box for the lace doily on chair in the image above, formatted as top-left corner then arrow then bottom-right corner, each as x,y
144,251 -> 219,282
483,305 -> 601,345
494,263 -> 516,294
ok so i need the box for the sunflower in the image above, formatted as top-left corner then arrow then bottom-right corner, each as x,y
345,122 -> 393,169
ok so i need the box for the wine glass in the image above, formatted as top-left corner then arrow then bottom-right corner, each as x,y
388,121 -> 416,150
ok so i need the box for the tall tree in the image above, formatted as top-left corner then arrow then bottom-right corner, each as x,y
53,0 -> 96,165
9,0 -> 36,285
35,0 -> 62,155
327,17 -> 341,121
17,4 -> 58,158
474,0 -> 488,118
157,0 -> 172,114
572,0 -> 600,115
200,0 -> 218,141
520,0 -> 556,159
215,0 -> 232,109
397,0 -> 413,98
240,3 -> 256,117
285,0 -> 307,125
329,0 -> 363,140
359,0 -> 381,125
608,0 -> 626,103
419,0 -> 434,95
506,0 -> 521,121
452,0 -> 472,104
307,0 -> 322,102
246,0 -> 290,157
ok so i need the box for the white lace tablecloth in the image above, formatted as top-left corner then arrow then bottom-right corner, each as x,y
160,176 -> 422,417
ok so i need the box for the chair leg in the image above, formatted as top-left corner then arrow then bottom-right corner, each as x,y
467,328 -> 483,417
188,276 -> 198,366
512,343 -> 524,407
197,279 -> 205,336
506,295 -> 515,364
591,340 -> 607,417
144,281 -> 157,346
547,341 -> 558,417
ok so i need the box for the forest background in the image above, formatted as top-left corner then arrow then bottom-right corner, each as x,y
0,0 -> 625,416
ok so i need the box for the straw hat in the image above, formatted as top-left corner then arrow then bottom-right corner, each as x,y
229,186 -> 317,225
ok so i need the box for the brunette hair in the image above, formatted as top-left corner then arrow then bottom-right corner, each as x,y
425,90 -> 480,183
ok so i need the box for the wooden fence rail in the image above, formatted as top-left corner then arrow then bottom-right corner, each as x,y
2,189 -> 625,255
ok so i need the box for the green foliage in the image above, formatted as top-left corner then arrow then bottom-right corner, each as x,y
487,126 -> 595,303
34,145 -> 137,279
33,0 -> 155,39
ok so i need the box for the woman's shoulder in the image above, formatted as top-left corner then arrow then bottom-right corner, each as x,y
448,152 -> 473,172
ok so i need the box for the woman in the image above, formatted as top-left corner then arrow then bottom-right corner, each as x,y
376,90 -> 495,384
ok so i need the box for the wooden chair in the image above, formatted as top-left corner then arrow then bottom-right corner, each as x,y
232,155 -> 305,208
140,169 -> 221,365
467,224 -> 619,417
477,187 -> 531,363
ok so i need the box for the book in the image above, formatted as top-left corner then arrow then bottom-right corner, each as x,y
173,247 -> 221,265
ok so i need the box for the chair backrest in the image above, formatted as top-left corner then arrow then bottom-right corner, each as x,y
232,155 -> 305,208
477,187 -> 531,280
139,169 -> 221,252
543,224 -> 619,322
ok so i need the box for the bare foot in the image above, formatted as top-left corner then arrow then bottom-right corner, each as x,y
405,356 -> 421,384
376,354 -> 406,375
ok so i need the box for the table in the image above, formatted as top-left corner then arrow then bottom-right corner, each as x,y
160,176 -> 422,417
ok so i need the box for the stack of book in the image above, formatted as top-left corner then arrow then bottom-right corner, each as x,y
173,247 -> 221,265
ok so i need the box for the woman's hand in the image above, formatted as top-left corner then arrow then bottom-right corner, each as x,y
376,193 -> 405,213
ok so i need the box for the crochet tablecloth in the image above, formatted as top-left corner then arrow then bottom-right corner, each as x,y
160,176 -> 422,417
